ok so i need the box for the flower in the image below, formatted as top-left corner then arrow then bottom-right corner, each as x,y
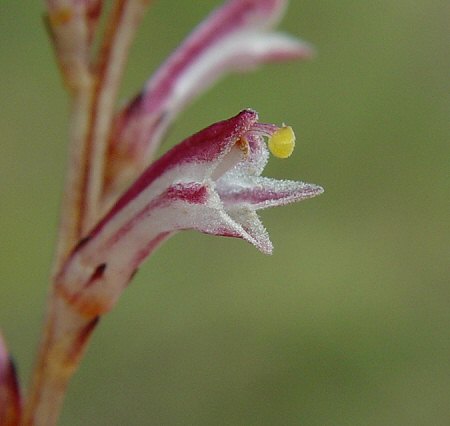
56,109 -> 323,316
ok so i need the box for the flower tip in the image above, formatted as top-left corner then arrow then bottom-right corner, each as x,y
305,183 -> 325,198
298,40 -> 317,59
253,237 -> 273,255
268,126 -> 295,158
262,245 -> 274,255
313,184 -> 325,197
240,108 -> 259,122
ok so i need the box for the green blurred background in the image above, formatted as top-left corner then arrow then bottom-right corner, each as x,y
1,1 -> 449,425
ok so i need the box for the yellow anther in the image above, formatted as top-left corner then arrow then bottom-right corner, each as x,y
268,126 -> 296,159
236,137 -> 249,157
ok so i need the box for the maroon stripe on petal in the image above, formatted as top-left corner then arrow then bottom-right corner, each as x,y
166,183 -> 209,204
219,180 -> 324,208
91,181 -> 211,251
129,232 -> 172,273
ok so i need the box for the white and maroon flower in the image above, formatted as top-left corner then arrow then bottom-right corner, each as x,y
56,109 -> 322,316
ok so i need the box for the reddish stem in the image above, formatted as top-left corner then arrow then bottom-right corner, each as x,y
24,1 -> 150,424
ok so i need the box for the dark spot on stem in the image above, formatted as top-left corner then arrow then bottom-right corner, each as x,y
73,236 -> 91,252
90,263 -> 106,282
83,263 -> 107,290
128,268 -> 139,283
69,316 -> 100,363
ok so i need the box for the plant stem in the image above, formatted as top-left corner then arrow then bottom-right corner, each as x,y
83,0 -> 150,230
54,0 -> 149,269
53,84 -> 94,272
21,295 -> 98,426
25,2 -> 151,424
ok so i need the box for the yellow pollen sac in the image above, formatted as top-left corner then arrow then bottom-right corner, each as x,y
236,137 -> 249,157
268,126 -> 296,159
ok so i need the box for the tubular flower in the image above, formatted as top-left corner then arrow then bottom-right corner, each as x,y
56,110 -> 323,316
